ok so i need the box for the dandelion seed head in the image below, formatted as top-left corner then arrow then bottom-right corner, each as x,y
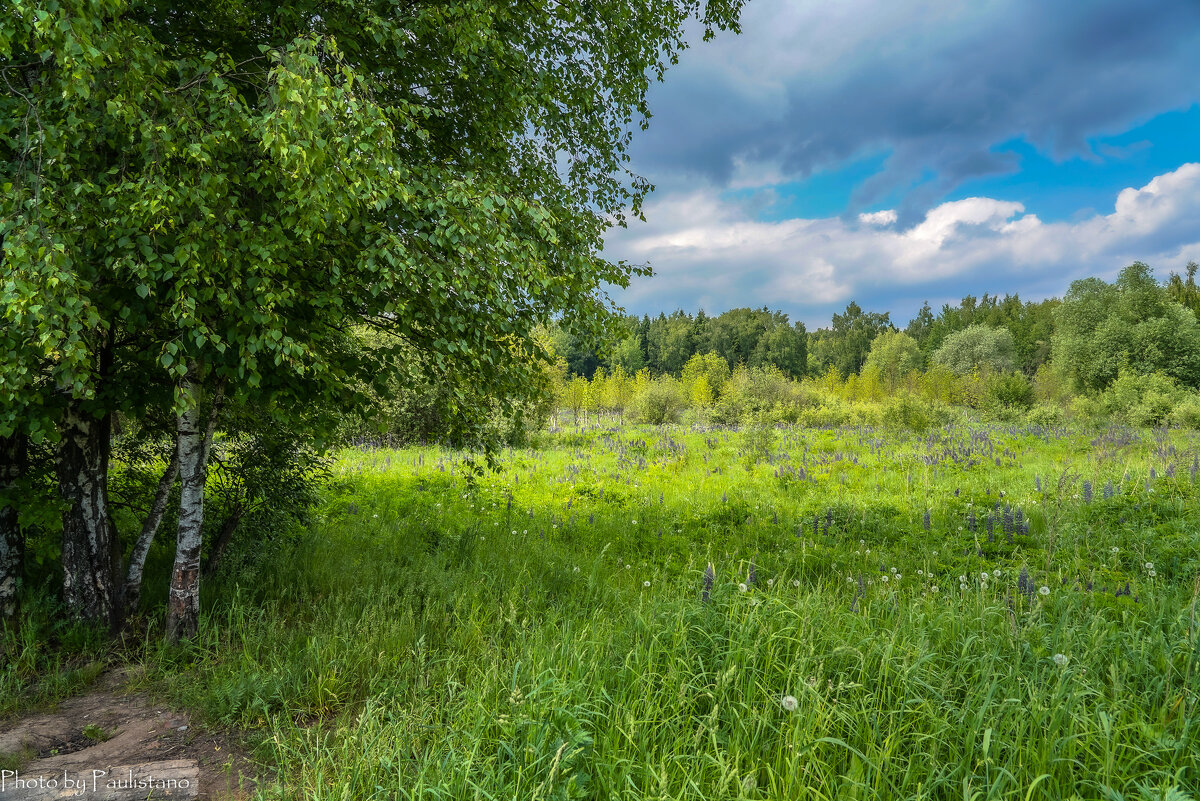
738,583 -> 748,593
781,695 -> 798,712
1039,586 -> 1050,596
1053,653 -> 1068,666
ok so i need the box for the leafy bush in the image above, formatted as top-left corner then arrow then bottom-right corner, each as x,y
1024,404 -> 1067,428
1169,396 -> 1200,429
629,379 -> 685,425
1098,371 -> 1183,427
985,371 -> 1035,410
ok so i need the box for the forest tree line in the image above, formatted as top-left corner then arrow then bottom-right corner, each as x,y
551,261 -> 1200,385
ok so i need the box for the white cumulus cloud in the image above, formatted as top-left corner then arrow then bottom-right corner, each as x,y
605,163 -> 1200,326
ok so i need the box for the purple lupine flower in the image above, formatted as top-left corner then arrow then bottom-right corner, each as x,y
747,558 -> 757,587
923,509 -> 931,531
1082,481 -> 1092,504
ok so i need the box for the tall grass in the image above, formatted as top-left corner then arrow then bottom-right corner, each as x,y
134,421 -> 1200,799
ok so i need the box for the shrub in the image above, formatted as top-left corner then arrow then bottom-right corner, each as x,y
1169,396 -> 1200,429
1098,370 -> 1183,426
985,371 -> 1035,410
1024,404 -> 1067,428
629,379 -> 685,425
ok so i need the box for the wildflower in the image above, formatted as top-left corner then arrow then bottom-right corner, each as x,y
959,575 -> 967,583
890,566 -> 897,574
1039,586 -> 1050,596
643,581 -> 651,588
992,569 -> 1001,578
917,570 -> 924,576
573,566 -> 580,573
881,575 -> 889,583
1145,562 -> 1154,570
792,579 -> 800,588
895,574 -> 902,581
931,585 -> 939,593
625,564 -> 631,570
702,563 -> 715,603
767,578 -> 775,588
1149,569 -> 1157,577
847,577 -> 855,584
632,520 -> 637,524
960,583 -> 968,590
1110,546 -> 1119,554
781,695 -> 799,712
1052,653 -> 1068,667
738,583 -> 748,593
981,572 -> 989,580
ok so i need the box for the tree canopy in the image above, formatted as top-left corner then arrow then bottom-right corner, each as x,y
1053,263 -> 1200,392
1,0 -> 745,632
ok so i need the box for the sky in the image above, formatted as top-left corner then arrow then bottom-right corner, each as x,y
602,0 -> 1200,329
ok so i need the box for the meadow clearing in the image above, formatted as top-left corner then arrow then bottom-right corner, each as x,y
134,418 -> 1200,800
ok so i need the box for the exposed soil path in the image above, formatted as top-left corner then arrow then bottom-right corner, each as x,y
0,671 -> 265,800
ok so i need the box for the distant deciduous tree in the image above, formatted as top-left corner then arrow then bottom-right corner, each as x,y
931,325 -> 1017,376
1052,263 -> 1200,392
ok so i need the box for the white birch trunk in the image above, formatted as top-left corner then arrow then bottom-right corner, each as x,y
166,367 -> 206,642
123,446 -> 179,613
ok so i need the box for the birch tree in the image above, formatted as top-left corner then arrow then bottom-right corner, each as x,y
2,0 -> 743,635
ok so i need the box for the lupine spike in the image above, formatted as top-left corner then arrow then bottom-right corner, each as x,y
702,562 -> 715,603
747,558 -> 757,587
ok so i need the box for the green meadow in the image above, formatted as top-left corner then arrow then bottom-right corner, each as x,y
139,420 -> 1199,800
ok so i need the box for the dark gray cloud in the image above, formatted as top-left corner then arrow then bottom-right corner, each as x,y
632,0 -> 1200,213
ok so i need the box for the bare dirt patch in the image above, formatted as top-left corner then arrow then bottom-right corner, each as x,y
0,671 -> 266,799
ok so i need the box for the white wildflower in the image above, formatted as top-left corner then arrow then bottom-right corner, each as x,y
781,695 -> 798,712
739,583 -> 748,593
1053,653 -> 1068,667
1039,586 -> 1050,596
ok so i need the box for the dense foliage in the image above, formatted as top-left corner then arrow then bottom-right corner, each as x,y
0,0 -> 744,635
